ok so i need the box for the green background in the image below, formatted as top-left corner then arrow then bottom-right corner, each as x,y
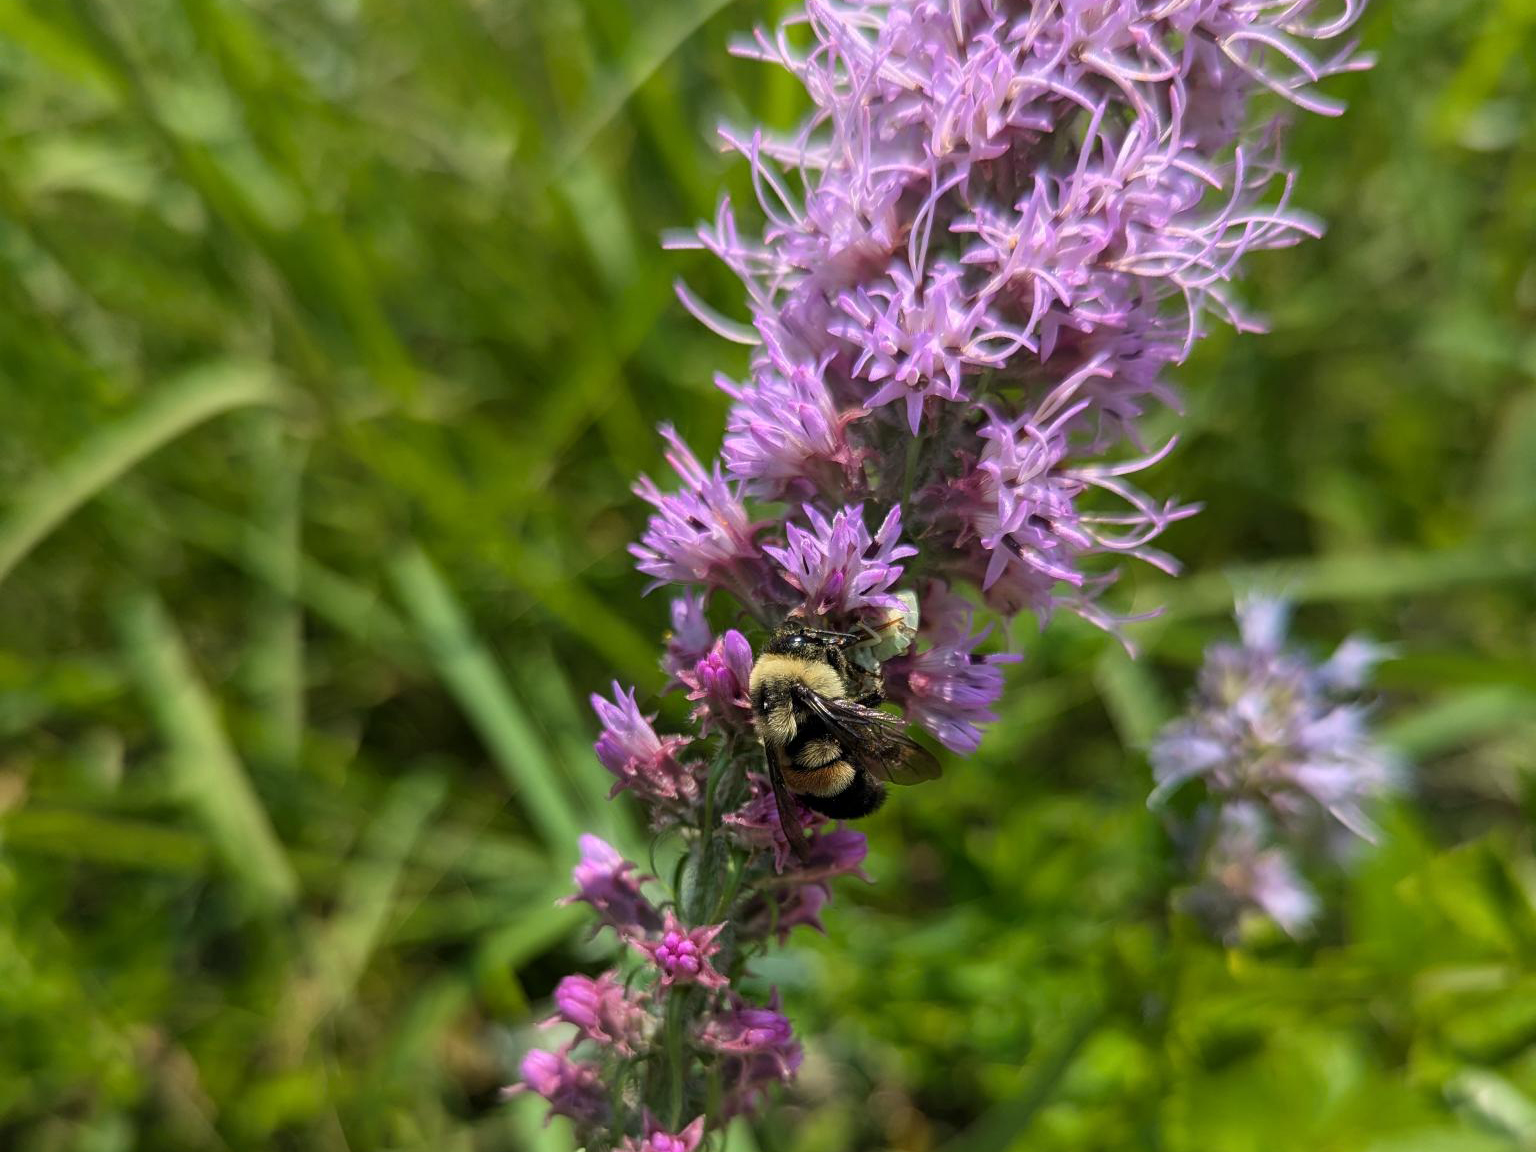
2,0 -> 1535,1149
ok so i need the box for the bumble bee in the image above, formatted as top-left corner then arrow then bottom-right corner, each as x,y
748,617 -> 940,861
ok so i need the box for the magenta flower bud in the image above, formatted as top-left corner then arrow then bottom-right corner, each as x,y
618,1115 -> 706,1152
678,629 -> 755,733
633,911 -> 729,991
545,971 -> 650,1056
724,786 -> 821,875
564,834 -> 663,936
770,881 -> 831,940
702,993 -> 804,1120
698,992 -> 797,1061
512,1049 -> 609,1126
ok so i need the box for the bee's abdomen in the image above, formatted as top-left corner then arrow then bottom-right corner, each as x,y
799,770 -> 886,819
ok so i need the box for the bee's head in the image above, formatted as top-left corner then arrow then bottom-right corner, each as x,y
765,620 -> 858,659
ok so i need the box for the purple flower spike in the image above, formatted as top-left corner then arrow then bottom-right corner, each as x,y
564,834 -> 663,937
592,683 -> 700,807
885,584 -> 1020,753
619,1115 -> 707,1152
634,912 -> 729,991
525,0 -> 1377,1139
545,972 -> 650,1056
764,503 -> 917,619
512,1050 -> 609,1127
632,426 -> 768,598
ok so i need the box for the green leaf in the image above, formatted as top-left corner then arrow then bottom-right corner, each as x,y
115,588 -> 299,911
0,359 -> 284,586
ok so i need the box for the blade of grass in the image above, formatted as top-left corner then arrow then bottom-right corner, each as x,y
280,771 -> 448,1054
551,0 -> 738,178
1094,647 -> 1173,750
1381,686 -> 1536,758
1139,542 -> 1536,623
2,807 -> 212,873
0,358 -> 283,587
242,413 -> 305,770
940,1009 -> 1107,1152
160,492 -> 413,657
515,644 -> 642,858
388,546 -> 584,854
70,0 -> 419,400
116,588 -> 298,911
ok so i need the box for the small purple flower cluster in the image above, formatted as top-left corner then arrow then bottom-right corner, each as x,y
1151,596 -> 1398,940
517,0 -> 1372,1143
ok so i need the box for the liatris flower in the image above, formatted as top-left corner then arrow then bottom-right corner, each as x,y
518,0 -> 1373,1143
1151,597 -> 1398,939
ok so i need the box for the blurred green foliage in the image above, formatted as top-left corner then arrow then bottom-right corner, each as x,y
1,0 -> 1534,1149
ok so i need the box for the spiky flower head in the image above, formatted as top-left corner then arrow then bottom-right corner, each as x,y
1151,595 -> 1398,841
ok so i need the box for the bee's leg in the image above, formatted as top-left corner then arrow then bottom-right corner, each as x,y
855,682 -> 885,708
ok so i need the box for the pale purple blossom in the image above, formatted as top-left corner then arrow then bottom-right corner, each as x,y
763,503 -> 917,620
884,583 -> 1020,753
661,591 -> 715,686
1154,598 -> 1399,940
631,426 -> 768,598
564,834 -> 662,936
592,683 -> 701,807
1150,596 -> 1398,841
659,0 -> 1368,634
1187,803 -> 1320,940
719,341 -> 869,501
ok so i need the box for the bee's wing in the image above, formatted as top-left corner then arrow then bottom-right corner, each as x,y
767,750 -> 812,863
789,683 -> 942,785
